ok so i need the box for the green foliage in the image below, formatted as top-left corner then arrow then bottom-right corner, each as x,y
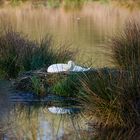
30,76 -> 48,96
0,29 -> 35,78
0,29 -> 74,79
52,74 -> 81,97
31,76 -> 42,95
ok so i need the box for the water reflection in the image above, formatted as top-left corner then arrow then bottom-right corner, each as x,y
0,81 -> 86,140
0,102 -> 87,140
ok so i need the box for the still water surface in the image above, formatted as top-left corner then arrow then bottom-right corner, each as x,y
0,81 -> 88,140
0,1 -> 140,66
0,1 -> 140,139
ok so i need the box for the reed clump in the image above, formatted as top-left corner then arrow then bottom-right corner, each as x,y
111,20 -> 140,70
78,20 -> 140,137
0,29 -> 74,79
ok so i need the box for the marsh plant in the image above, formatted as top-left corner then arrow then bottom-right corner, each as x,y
78,69 -> 124,126
93,125 -> 140,140
0,29 -> 36,78
0,29 -> 74,79
31,76 -> 46,96
111,20 -> 140,70
77,20 -> 140,136
52,73 -> 81,97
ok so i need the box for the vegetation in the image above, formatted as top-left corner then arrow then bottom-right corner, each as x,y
0,0 -> 140,139
51,73 -> 81,97
76,20 -> 140,139
12,21 -> 140,128
93,125 -> 140,140
1,0 -> 140,9
31,76 -> 47,96
63,0 -> 85,11
0,29 -> 74,79
111,20 -> 140,70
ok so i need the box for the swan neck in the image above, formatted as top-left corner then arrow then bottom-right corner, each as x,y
68,61 -> 75,70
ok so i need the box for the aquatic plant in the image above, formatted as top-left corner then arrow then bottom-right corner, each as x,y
31,76 -> 47,96
0,29 -> 74,79
80,69 -> 140,126
78,20 -> 140,128
51,73 -> 81,97
0,29 -> 36,78
78,69 -> 124,126
111,20 -> 140,70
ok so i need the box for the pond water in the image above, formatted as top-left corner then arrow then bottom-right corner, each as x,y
0,1 -> 140,139
0,1 -> 140,67
0,81 -> 90,140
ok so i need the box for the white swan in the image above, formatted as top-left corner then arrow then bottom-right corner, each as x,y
47,60 -> 90,73
48,107 -> 71,114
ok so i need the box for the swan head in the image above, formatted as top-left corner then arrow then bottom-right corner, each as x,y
68,60 -> 75,70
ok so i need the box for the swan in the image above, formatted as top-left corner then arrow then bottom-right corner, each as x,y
47,60 -> 90,73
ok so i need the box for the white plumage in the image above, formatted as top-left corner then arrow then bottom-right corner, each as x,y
47,60 -> 90,73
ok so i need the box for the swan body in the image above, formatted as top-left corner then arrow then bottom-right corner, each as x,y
47,60 -> 90,73
72,66 -> 90,72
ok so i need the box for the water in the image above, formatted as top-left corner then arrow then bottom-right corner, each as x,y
0,1 -> 140,139
0,81 -> 88,140
0,1 -> 140,67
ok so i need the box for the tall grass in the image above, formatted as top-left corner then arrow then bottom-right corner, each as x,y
0,29 -> 74,79
93,125 -> 140,140
78,20 -> 140,133
79,69 -> 125,126
111,20 -> 140,70
51,73 -> 82,97
0,29 -> 35,78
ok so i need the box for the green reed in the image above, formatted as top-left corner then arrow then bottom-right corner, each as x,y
0,29 -> 74,79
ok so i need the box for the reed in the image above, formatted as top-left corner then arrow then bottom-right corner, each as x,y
111,20 -> 140,70
0,29 -> 74,79
78,20 -> 140,130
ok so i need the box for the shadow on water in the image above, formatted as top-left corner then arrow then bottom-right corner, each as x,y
0,81 -> 90,140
